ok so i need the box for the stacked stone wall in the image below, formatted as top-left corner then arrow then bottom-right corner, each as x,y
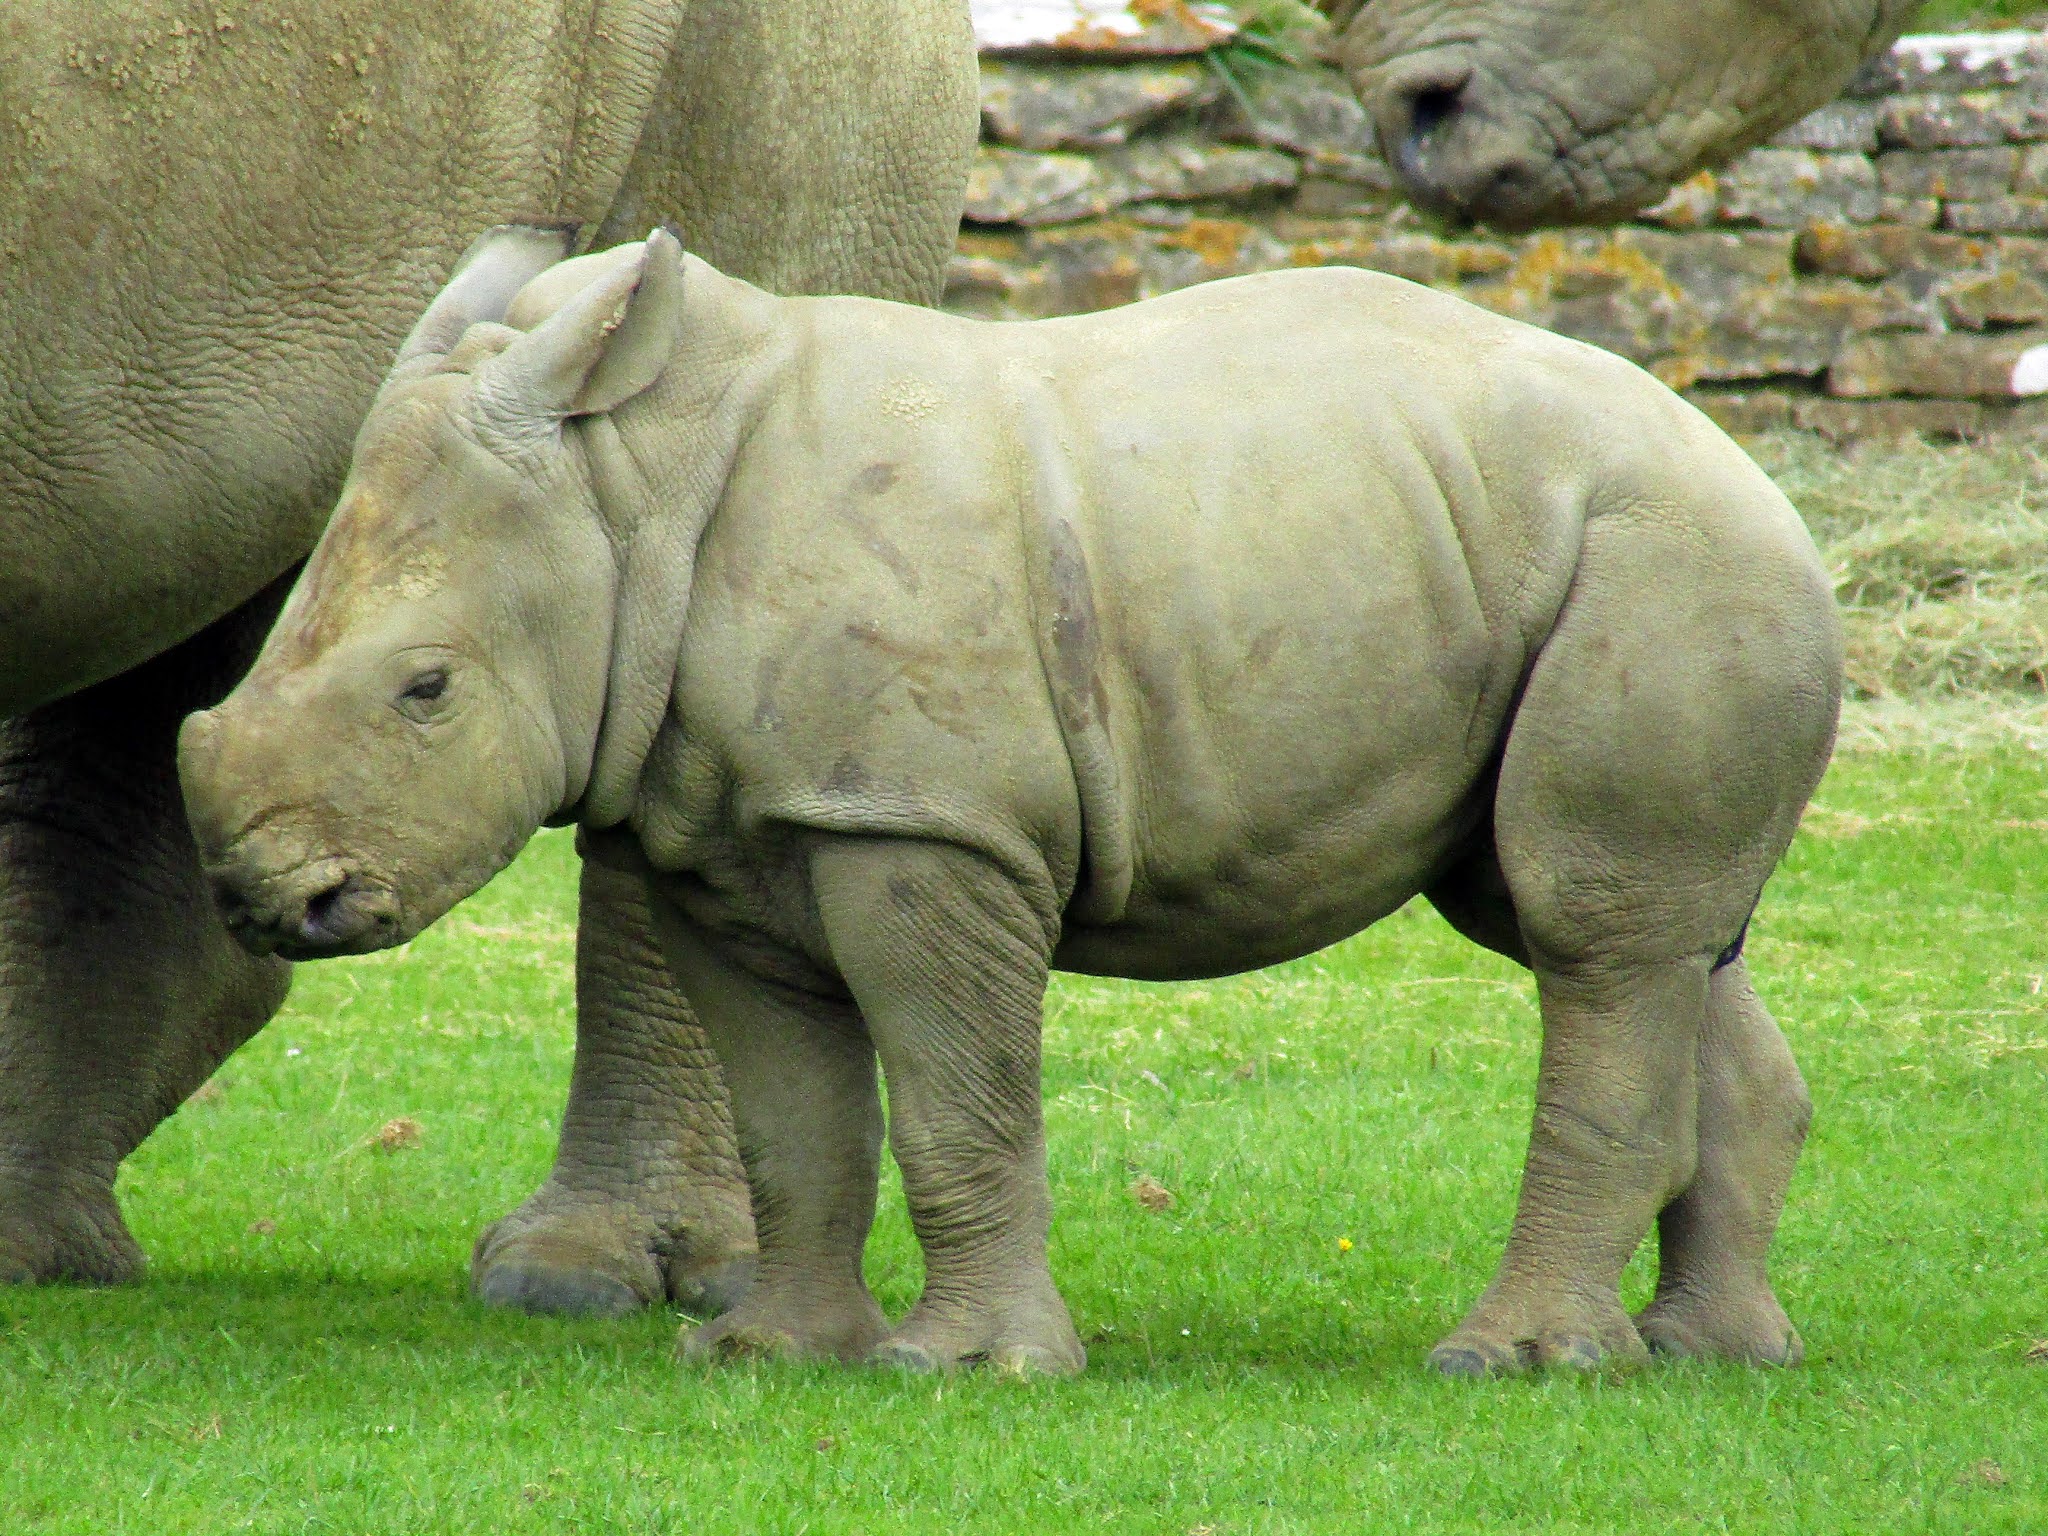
949,23 -> 2048,440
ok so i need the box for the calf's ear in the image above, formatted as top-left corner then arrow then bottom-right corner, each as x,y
481,228 -> 688,430
392,222 -> 583,373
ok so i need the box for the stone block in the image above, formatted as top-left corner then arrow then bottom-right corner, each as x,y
1659,280 -> 1927,388
1878,195 -> 1941,227
1849,32 -> 2048,97
1791,396 -> 1991,442
1716,148 -> 1879,226
964,146 -> 1107,224
1458,231 -> 1909,387
1982,397 -> 2048,435
979,60 -> 1216,149
1939,266 -> 2048,329
1102,136 -> 1301,204
1879,90 -> 2009,149
964,137 -> 1300,225
1288,229 -> 1461,285
1796,222 -> 1994,279
972,0 -> 1238,57
1216,64 -> 1388,183
1638,171 -> 1721,230
1993,90 -> 2048,142
1611,228 -> 1799,291
1994,234 -> 2048,271
1686,390 -> 1796,435
1137,217 -> 1290,293
944,252 -> 1034,318
2017,141 -> 2048,194
1829,328 -> 2048,399
1876,146 -> 2017,199
1290,176 -> 1399,218
1944,196 -> 2048,233
1022,223 -> 1149,312
1771,101 -> 1882,154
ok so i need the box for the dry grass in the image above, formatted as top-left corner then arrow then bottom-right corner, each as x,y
1747,432 -> 2048,714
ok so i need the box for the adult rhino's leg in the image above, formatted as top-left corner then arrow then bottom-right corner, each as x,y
472,856 -> 754,1318
466,0 -> 976,1319
1428,504 -> 1834,1378
0,591 -> 291,1285
1634,956 -> 1810,1365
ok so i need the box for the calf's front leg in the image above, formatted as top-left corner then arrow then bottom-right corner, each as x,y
652,899 -> 888,1363
812,838 -> 1083,1377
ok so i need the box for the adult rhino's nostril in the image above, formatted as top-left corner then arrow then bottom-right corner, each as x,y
1367,58 -> 1482,199
1407,79 -> 1467,143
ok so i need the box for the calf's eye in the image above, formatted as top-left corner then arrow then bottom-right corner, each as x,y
398,668 -> 449,712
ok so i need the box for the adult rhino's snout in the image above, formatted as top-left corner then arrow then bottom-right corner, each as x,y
1356,53 -> 1557,228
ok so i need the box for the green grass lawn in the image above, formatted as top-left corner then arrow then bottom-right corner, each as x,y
3,745 -> 2044,1534
1921,1 -> 2048,28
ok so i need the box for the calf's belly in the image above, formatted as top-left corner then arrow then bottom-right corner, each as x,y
1051,820 -> 1462,982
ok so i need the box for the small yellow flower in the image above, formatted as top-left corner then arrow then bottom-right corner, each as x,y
1337,1237 -> 1354,1253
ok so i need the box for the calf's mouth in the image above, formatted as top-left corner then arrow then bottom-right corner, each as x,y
204,845 -> 404,960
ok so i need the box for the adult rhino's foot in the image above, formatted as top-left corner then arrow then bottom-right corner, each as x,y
471,1194 -> 755,1320
677,1281 -> 887,1363
0,1178 -> 146,1287
872,1283 -> 1086,1377
1428,1286 -> 1648,1378
1636,1281 -> 1804,1366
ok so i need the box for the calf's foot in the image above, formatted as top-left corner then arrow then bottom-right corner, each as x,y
679,1281 -> 888,1362
1429,1283 -> 1648,1377
1633,959 -> 1809,1369
873,1281 -> 1085,1376
471,1194 -> 755,1319
1635,1282 -> 1802,1366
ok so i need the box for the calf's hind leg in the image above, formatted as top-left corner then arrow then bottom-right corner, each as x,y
1425,863 -> 1812,1369
1429,505 -> 1836,1377
1634,956 -> 1811,1365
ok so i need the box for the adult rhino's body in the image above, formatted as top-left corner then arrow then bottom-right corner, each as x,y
184,232 -> 1843,1375
0,0 -> 977,1311
1327,0 -> 1922,227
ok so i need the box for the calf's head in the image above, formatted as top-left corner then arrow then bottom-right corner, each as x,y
179,226 -> 689,958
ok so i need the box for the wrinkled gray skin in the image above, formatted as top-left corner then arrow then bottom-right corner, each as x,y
184,228 -> 1843,1376
0,1 -> 977,1317
1331,0 -> 1923,227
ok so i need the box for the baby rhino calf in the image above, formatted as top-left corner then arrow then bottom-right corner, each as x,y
180,226 -> 1841,1378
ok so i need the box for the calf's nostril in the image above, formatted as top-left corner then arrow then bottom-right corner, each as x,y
301,875 -> 353,938
292,870 -> 398,950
